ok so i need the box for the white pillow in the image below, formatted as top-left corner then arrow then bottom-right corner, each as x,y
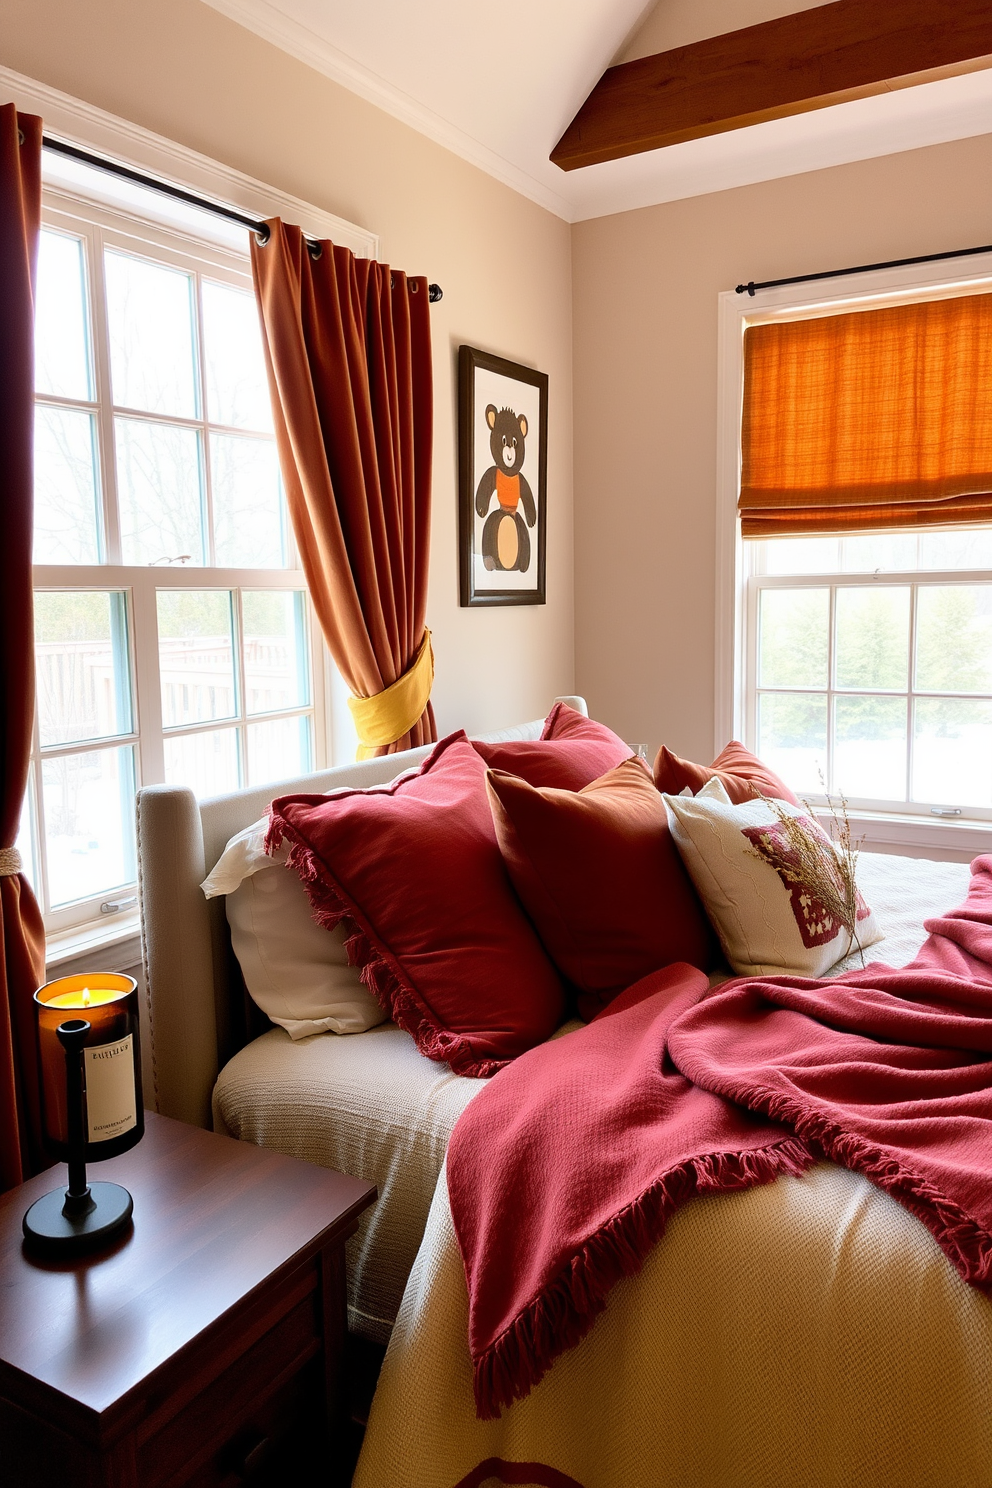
661,778 -> 882,978
201,816 -> 386,1039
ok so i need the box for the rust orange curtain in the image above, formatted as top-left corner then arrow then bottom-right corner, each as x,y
251,220 -> 436,756
740,294 -> 992,536
0,105 -> 47,1189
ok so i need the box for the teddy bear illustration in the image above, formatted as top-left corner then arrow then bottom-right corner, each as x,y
474,404 -> 536,572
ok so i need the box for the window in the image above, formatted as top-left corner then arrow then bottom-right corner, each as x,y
23,185 -> 328,939
718,259 -> 992,840
745,531 -> 992,819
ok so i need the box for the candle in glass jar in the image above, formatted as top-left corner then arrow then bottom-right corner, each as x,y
35,973 -> 144,1160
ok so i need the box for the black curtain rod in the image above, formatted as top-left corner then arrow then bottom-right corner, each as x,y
41,135 -> 443,302
735,242 -> 992,297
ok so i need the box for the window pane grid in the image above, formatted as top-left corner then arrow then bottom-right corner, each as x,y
160,705 -> 311,737
906,583 -> 919,807
105,247 -> 200,419
194,264 -> 216,569
751,527 -> 992,576
41,745 -> 138,910
753,574 -> 992,816
100,253 -> 287,572
35,228 -> 93,402
826,584 -> 836,795
29,195 -> 320,934
38,732 -> 141,758
158,584 -> 313,796
35,391 -> 100,413
101,404 -> 277,438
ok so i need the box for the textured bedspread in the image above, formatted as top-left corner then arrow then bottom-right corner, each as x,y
213,1021 -> 487,1340
213,851 -> 971,1352
354,852 -> 992,1488
354,1158 -> 992,1488
451,856 -> 992,1419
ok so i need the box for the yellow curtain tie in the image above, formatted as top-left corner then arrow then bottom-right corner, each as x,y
348,629 -> 434,758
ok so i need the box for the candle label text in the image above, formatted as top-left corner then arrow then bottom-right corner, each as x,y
84,1035 -> 137,1142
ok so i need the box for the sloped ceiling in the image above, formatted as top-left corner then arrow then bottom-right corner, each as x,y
615,0 -> 833,62
201,0 -> 992,221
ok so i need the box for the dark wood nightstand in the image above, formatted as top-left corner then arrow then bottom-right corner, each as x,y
0,1111 -> 376,1487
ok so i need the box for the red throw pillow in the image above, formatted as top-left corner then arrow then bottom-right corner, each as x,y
540,700 -> 617,743
486,757 -> 717,1021
473,703 -> 632,789
267,734 -> 565,1077
653,740 -> 800,806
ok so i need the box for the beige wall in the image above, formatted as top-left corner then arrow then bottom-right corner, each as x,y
2,0 -> 574,738
11,0 -> 992,767
572,132 -> 992,760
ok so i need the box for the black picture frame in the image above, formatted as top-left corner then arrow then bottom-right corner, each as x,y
458,344 -> 548,607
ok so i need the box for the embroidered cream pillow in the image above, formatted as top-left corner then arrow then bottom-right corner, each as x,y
661,778 -> 882,978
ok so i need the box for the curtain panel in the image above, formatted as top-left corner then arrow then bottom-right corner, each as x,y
251,221 -> 436,757
0,105 -> 47,1189
740,294 -> 992,536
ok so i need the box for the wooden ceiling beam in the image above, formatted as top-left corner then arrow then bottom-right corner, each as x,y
552,0 -> 992,171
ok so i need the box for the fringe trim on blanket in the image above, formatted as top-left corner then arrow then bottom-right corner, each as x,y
760,1089 -> 992,1291
266,814 -> 508,1080
471,1136 -> 813,1420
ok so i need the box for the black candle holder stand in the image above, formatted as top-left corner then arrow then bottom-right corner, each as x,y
22,1019 -> 134,1255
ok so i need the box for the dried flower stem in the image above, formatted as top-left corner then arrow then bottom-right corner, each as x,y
747,781 -> 866,966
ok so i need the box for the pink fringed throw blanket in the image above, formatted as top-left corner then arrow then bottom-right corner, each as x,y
447,855 -> 992,1420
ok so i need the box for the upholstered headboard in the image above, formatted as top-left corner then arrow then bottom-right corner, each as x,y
136,698 -> 589,1129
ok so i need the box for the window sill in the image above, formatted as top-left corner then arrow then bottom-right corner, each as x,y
45,911 -> 142,972
813,808 -> 991,864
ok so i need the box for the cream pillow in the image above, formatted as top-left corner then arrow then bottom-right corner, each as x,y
201,815 -> 386,1039
662,778 -> 882,978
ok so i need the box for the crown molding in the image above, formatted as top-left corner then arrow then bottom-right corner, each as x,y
0,63 -> 378,257
198,0 -> 575,221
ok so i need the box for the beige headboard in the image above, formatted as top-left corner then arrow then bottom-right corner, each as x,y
136,698 -> 589,1129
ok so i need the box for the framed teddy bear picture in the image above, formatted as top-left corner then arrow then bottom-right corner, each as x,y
458,344 -> 548,607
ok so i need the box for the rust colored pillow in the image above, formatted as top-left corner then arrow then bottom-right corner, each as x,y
653,740 -> 800,806
473,703 -> 632,790
540,700 -> 619,745
267,733 -> 565,1078
486,757 -> 717,1021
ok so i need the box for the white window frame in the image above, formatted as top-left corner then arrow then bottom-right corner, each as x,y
31,194 -> 327,939
3,63 -> 379,950
716,253 -> 992,858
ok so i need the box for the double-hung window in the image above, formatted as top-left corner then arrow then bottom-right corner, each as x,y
746,530 -> 992,816
720,264 -> 992,844
23,180 -> 327,942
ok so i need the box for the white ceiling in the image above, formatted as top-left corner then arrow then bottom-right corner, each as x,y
202,0 -> 992,222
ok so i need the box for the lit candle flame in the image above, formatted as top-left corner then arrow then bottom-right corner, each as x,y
81,987 -> 91,1007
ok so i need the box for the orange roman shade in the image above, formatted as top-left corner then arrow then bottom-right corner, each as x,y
740,293 -> 992,536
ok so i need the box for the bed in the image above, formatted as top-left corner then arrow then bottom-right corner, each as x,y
135,702 -> 992,1488
354,842 -> 992,1488
136,699 -> 588,1341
